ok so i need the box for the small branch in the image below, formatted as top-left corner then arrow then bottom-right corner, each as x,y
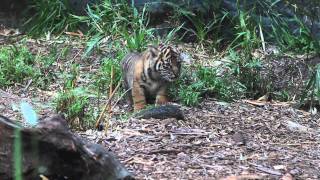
23,79 -> 33,91
95,80 -> 121,129
147,149 -> 182,155
111,87 -> 132,110
248,162 -> 282,176
104,66 -> 115,132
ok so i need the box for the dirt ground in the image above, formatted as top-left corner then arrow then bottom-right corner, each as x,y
1,37 -> 320,179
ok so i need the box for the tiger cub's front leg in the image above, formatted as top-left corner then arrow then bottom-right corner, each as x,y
155,86 -> 168,105
132,80 -> 146,111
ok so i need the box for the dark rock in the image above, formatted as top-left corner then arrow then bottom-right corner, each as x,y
133,104 -> 185,120
231,132 -> 246,146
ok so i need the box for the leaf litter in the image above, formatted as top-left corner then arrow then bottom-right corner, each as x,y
95,99 -> 319,179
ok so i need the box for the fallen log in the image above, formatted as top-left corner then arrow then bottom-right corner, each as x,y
0,115 -> 133,180
133,105 -> 185,120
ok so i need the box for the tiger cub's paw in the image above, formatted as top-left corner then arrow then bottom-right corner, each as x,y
133,104 -> 145,112
155,96 -> 168,105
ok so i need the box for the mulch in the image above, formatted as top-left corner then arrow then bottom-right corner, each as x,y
84,99 -> 320,179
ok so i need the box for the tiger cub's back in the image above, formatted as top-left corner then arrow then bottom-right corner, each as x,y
121,52 -> 141,91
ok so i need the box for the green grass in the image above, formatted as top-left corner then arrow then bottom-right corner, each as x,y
121,4 -> 155,52
14,128 -> 22,180
227,49 -> 261,96
55,87 -> 91,129
54,64 -> 95,129
24,0 -> 79,36
0,46 -> 36,86
0,44 -> 62,89
300,64 -> 320,110
183,12 -> 228,48
72,0 -> 155,55
171,64 -> 247,106
93,56 -> 123,94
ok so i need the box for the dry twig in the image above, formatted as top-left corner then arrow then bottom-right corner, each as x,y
95,67 -> 121,129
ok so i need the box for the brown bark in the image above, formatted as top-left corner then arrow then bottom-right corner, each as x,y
0,115 -> 133,180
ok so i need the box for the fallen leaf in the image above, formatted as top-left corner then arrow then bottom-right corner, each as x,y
127,157 -> 154,166
244,100 -> 266,107
65,30 -> 84,37
274,165 -> 286,170
257,94 -> 268,101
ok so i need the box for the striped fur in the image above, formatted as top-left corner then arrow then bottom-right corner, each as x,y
121,45 -> 182,111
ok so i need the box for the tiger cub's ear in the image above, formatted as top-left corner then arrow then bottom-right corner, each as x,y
146,45 -> 160,58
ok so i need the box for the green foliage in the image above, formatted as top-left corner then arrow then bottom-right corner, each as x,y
274,90 -> 290,102
25,0 -> 79,36
14,129 -> 22,180
227,50 -> 261,96
73,0 -> 131,36
122,27 -> 154,52
55,87 -> 91,128
72,0 -> 125,56
34,47 -> 64,89
55,64 -> 95,129
121,5 -> 155,52
230,5 -> 260,58
73,0 -> 155,55
165,1 -> 227,49
278,1 -> 320,54
16,0 -> 320,111
184,14 -> 215,44
171,49 -> 261,107
172,64 -> 246,106
271,16 -> 317,53
0,46 -> 38,86
196,65 -> 247,101
216,1 -> 264,97
93,58 -> 123,94
23,0 -> 320,56
246,0 -> 320,54
117,112 -> 133,122
178,82 -> 203,106
0,45 -> 60,89
161,23 -> 185,44
183,12 -> 228,47
300,64 -> 320,109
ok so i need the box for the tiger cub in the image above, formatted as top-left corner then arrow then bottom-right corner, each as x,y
121,44 -> 183,111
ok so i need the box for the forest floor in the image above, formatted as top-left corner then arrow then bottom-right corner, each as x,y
106,99 -> 320,179
2,90 -> 320,179
1,37 -> 320,179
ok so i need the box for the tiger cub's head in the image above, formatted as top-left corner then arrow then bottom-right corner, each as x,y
153,44 -> 183,82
